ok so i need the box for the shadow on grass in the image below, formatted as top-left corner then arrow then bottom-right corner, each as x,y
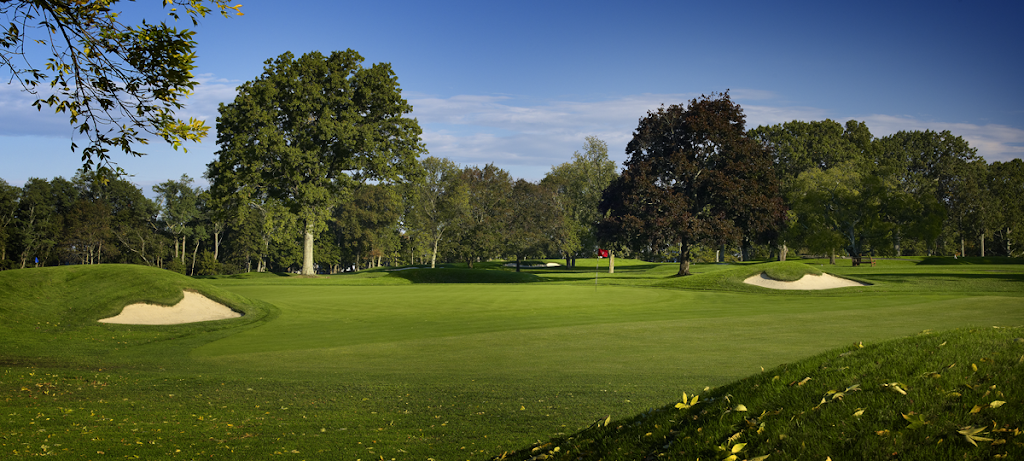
918,256 -> 1024,265
866,272 -> 1024,282
386,268 -> 540,284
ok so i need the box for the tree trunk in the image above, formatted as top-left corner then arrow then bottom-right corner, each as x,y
829,250 -> 836,265
960,238 -> 965,258
565,254 -> 571,269
515,257 -> 521,272
301,219 -> 315,275
190,240 -> 200,276
214,231 -> 220,261
608,251 -> 614,274
430,239 -> 439,269
678,241 -> 691,276
779,243 -> 788,262
980,232 -> 985,257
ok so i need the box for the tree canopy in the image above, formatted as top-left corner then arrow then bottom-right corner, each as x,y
1,0 -> 242,175
207,49 -> 425,275
542,136 -> 617,266
599,93 -> 786,275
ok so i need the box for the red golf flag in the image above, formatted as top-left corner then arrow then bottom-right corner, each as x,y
597,249 -> 609,258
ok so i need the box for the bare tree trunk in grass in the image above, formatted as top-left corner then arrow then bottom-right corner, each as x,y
609,251 -> 615,273
301,220 -> 315,276
678,241 -> 691,276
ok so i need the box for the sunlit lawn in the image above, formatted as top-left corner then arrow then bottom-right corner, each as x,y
1,259 -> 1022,459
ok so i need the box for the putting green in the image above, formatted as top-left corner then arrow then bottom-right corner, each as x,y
195,283 -> 1024,390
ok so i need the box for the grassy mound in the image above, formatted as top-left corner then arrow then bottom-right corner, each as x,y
655,261 -> 838,292
497,326 -> 1024,460
761,260 -> 824,281
386,267 -> 540,283
0,264 -> 275,364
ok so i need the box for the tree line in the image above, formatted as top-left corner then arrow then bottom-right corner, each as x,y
599,93 -> 1023,276
2,52 -> 1020,275
0,139 -> 611,274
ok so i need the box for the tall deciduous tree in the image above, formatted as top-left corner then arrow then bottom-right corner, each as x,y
209,50 -> 424,275
749,119 -> 873,260
452,164 -> 514,268
331,184 -> 402,271
0,179 -> 18,268
542,136 -> 617,267
503,180 -> 562,272
1,1 -> 242,174
599,93 -> 786,276
405,157 -> 468,269
153,174 -> 200,266
988,159 -> 1024,257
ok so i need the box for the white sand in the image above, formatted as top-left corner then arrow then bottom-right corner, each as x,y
98,291 -> 241,325
743,272 -> 870,290
503,262 -> 561,268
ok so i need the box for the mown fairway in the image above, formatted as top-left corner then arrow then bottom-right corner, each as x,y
1,259 -> 1022,459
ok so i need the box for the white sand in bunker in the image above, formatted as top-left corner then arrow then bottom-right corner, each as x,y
98,291 -> 241,325
743,272 -> 870,290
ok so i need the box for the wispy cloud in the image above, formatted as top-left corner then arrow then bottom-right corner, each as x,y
410,93 -> 1024,180
4,82 -> 1022,184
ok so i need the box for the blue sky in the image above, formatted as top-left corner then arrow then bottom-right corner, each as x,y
2,0 -> 1022,191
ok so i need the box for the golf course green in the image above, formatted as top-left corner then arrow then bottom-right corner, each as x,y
1,258 -> 1022,459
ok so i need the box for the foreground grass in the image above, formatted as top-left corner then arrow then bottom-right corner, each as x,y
498,326 -> 1024,460
0,260 -> 1022,459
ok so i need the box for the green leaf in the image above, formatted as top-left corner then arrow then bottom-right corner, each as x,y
902,413 -> 928,430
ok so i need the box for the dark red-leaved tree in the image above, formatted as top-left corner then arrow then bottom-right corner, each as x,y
598,92 -> 786,276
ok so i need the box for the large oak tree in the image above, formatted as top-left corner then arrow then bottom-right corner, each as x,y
208,50 -> 424,275
599,93 -> 786,276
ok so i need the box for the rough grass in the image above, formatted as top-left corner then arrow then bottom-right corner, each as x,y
498,326 -> 1024,460
0,265 -> 276,366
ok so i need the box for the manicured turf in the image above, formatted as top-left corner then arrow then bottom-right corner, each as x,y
1,259 -> 1022,459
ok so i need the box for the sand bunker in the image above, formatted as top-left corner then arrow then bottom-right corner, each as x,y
98,291 -> 241,325
743,272 -> 870,290
503,262 -> 561,268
